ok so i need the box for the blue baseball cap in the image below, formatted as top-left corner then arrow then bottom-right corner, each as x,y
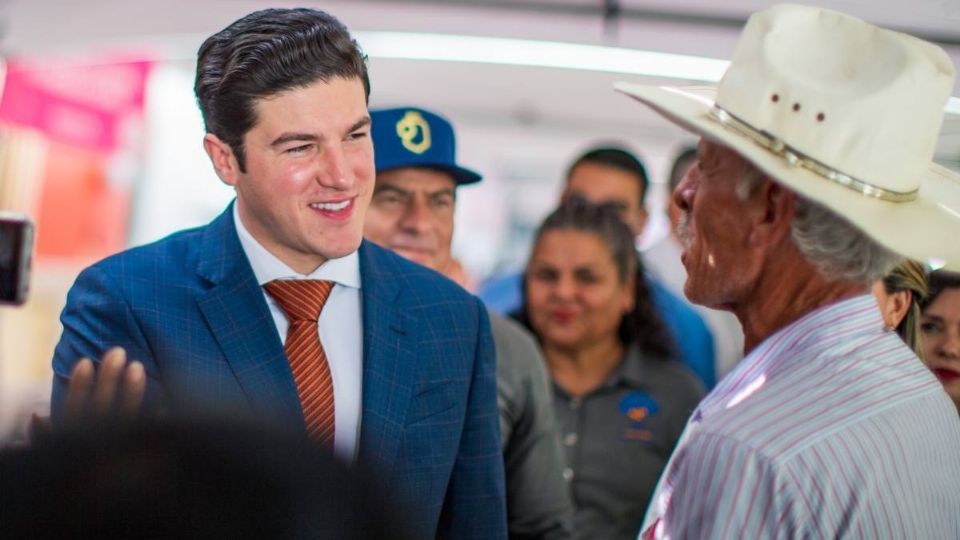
370,107 -> 482,185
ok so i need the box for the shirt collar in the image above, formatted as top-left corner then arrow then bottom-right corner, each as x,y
702,293 -> 882,411
551,346 -> 650,401
233,202 -> 361,289
615,345 -> 656,387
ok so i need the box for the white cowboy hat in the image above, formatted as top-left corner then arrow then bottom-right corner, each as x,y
615,3 -> 960,271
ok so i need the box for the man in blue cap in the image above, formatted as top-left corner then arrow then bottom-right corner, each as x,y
365,106 -> 574,540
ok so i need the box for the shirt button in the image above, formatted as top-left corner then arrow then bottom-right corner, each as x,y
563,433 -> 579,446
563,467 -> 574,482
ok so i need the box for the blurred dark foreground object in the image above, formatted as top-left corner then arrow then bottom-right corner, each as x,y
0,417 -> 411,540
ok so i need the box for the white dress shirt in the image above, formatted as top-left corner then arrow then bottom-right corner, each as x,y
233,204 -> 363,461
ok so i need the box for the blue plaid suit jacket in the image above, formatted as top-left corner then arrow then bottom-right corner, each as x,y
51,205 -> 507,539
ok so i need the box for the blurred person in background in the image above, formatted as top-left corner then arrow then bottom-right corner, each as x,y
644,147 -> 745,379
480,146 -> 716,389
515,200 -> 704,540
920,270 -> 960,412
364,106 -> 574,540
48,8 -> 505,538
873,260 -> 928,358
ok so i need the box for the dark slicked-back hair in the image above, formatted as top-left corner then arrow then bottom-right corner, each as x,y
516,199 -> 675,359
195,8 -> 370,172
566,146 -> 650,204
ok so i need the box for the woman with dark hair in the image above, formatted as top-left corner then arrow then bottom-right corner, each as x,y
515,200 -> 704,540
920,270 -> 960,413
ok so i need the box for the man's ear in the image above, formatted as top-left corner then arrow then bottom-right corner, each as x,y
202,133 -> 242,187
749,178 -> 796,248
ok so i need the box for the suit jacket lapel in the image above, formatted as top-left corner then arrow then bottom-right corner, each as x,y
358,241 -> 417,480
194,204 -> 304,432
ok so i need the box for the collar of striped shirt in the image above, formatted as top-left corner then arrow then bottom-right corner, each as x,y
692,294 -> 884,423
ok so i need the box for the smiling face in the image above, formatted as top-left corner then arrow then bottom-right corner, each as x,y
921,287 -> 960,411
362,167 -> 457,272
525,229 -> 635,354
204,76 -> 374,274
672,140 -> 765,310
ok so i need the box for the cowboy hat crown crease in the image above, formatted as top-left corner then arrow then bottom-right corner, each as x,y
717,3 -> 955,194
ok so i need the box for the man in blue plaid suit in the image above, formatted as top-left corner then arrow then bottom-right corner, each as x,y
50,8 -> 506,539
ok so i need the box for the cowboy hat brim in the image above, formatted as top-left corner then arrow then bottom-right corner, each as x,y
615,82 -> 960,272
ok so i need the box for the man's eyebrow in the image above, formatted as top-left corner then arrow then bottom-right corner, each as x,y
429,187 -> 456,198
605,200 -> 628,210
270,133 -> 318,148
269,117 -> 370,148
347,116 -> 371,133
374,184 -> 410,196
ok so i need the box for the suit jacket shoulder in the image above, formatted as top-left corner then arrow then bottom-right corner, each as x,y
359,240 -> 482,313
51,206 -> 293,423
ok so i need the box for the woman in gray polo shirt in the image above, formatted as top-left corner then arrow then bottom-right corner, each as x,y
514,200 -> 704,540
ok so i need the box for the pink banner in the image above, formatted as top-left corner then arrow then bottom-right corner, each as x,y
0,57 -> 151,153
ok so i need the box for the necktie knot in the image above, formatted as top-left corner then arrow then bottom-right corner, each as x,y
264,279 -> 335,322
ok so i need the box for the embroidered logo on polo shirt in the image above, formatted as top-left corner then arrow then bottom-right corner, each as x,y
619,392 -> 659,442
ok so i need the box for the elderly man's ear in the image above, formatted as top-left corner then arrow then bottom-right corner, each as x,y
749,178 -> 796,248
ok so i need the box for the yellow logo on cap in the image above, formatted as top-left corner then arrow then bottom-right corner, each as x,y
396,110 -> 431,154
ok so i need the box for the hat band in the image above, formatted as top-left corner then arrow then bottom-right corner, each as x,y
709,105 -> 918,203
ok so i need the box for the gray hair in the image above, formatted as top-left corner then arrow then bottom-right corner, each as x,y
737,163 -> 902,284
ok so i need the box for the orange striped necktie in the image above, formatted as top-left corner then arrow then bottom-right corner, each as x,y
263,279 -> 336,447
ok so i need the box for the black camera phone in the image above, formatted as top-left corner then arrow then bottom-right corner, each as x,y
0,213 -> 34,305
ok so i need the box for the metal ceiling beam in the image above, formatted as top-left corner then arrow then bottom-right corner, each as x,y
376,0 -> 960,47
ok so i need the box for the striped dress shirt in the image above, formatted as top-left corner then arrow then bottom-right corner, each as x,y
641,295 -> 960,539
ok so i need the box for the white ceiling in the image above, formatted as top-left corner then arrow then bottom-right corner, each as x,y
4,1 -> 958,62
0,0 -> 958,164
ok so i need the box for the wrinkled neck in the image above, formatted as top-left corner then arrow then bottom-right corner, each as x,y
734,250 -> 867,355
